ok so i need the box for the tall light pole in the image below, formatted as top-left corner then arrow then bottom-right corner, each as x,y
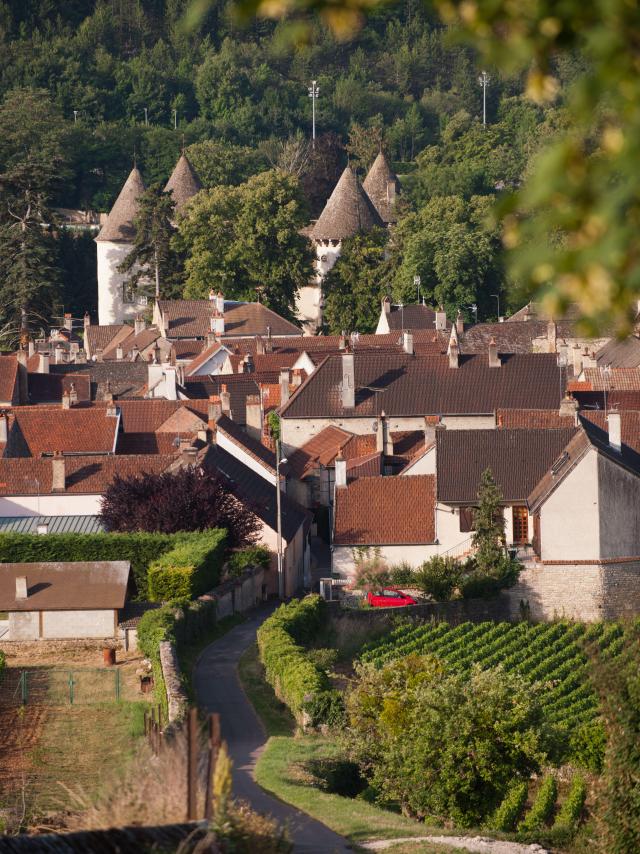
144,107 -> 149,126
414,275 -> 421,304
308,80 -> 319,148
276,440 -> 288,599
478,70 -> 490,126
172,109 -> 177,130
73,110 -> 78,123
492,293 -> 500,320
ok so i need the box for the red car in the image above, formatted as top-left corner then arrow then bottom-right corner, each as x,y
367,588 -> 417,608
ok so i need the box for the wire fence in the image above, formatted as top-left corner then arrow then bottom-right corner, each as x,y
0,667 -> 121,706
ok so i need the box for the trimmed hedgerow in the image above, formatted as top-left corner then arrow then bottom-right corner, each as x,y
147,530 -> 227,601
489,781 -> 528,832
553,775 -> 587,833
256,596 -> 330,717
227,545 -> 271,577
519,774 -> 557,832
137,605 -> 178,716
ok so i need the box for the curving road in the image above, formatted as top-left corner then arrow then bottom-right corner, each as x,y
194,607 -> 351,854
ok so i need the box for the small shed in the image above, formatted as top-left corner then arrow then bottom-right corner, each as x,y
0,561 -> 130,640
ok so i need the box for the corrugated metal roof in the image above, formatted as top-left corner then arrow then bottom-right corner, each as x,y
0,515 -> 105,534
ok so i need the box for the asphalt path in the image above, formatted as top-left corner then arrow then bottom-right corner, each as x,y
194,607 -> 352,854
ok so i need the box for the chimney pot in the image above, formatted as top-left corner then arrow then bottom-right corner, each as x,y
291,368 -> 303,387
51,452 -> 65,492
134,315 -> 145,336
435,306 -> 447,332
608,409 -> 622,452
245,394 -> 263,440
15,576 -> 27,600
62,390 -> 71,410
559,393 -> 579,425
68,383 -> 78,407
382,296 -> 391,316
220,385 -> 231,417
0,414 -> 7,444
488,337 -> 501,368
38,353 -> 49,374
402,331 -> 414,355
456,311 -> 464,335
208,395 -> 222,423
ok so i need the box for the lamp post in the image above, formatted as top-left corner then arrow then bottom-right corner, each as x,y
478,70 -> 490,126
144,107 -> 149,126
276,440 -> 288,599
172,109 -> 177,130
308,80 -> 319,148
414,275 -> 421,304
73,110 -> 78,123
492,293 -> 500,320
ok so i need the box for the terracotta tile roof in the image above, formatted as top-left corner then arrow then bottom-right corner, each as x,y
156,406 -> 207,433
581,368 -> 640,391
95,167 -> 145,243
27,372 -> 91,405
280,352 -> 564,419
0,454 -> 175,495
496,409 -> 576,429
102,326 -> 161,360
345,451 -> 383,480
164,153 -> 202,211
574,390 -> 640,410
172,339 -> 206,360
157,300 -> 300,339
185,342 -> 225,375
288,425 -> 354,478
0,355 -> 19,404
436,427 -> 579,503
216,414 -> 277,473
115,432 -> 185,455
113,399 -> 209,433
580,410 -> 640,454
363,152 -> 400,224
310,166 -> 383,240
182,373 -> 280,424
50,362 -> 149,400
333,474 -> 436,545
0,562 -> 129,611
85,324 -> 131,356
595,336 -> 640,368
6,407 -> 120,456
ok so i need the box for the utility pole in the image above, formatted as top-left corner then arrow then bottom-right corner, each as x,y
172,109 -> 177,130
276,438 -> 288,599
308,80 -> 319,148
478,70 -> 490,126
73,110 -> 78,123
414,275 -> 421,304
144,107 -> 149,127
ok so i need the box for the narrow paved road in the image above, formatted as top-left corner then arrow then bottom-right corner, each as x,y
194,607 -> 351,854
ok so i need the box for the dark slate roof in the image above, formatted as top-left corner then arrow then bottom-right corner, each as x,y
85,324 -> 131,356
164,153 -> 202,211
461,320 -> 577,354
181,373 -> 280,424
0,515 -> 104,534
436,427 -> 579,504
595,336 -> 640,368
385,304 -> 445,332
157,299 -> 300,339
216,414 -> 277,473
50,362 -> 149,400
27,372 -> 91,404
0,561 -> 129,610
201,445 -> 307,541
362,152 -> 400,224
309,167 -> 384,240
280,352 -> 565,419
95,167 -> 145,243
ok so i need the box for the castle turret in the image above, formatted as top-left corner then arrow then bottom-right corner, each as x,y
95,167 -> 146,325
164,153 -> 202,212
363,152 -> 400,224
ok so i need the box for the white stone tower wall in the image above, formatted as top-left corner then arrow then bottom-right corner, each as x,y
97,241 -> 148,325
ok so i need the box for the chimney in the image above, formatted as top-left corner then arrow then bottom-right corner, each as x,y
15,576 -> 27,600
0,413 -> 7,444
572,344 -> 583,376
449,338 -> 459,369
265,326 -> 272,353
52,452 -> 65,492
208,395 -> 222,423
376,411 -> 393,456
245,394 -> 262,440
116,345 -> 123,361
435,306 -> 447,331
134,315 -> 145,336
62,389 -> 71,410
335,453 -> 347,488
559,394 -> 579,425
488,338 -> 501,368
547,319 -> 557,353
280,369 -> 291,406
291,368 -> 303,387
130,346 -> 140,362
68,383 -> 78,407
106,399 -> 117,418
181,441 -> 199,466
63,313 -> 73,332
216,291 -> 225,314
84,312 -> 90,330
55,346 -> 66,365
424,417 -> 437,448
341,352 -> 355,409
382,296 -> 391,315
243,353 -> 254,374
28,340 -> 35,358
206,330 -> 216,348
402,331 -> 414,355
209,288 -> 216,303
456,311 -> 464,335
75,348 -> 87,364
220,384 -> 231,417
212,310 -> 225,337
38,353 -> 49,374
95,348 -> 104,363
16,349 -> 27,369
339,332 -> 347,350
256,336 -> 265,356
608,409 -> 622,452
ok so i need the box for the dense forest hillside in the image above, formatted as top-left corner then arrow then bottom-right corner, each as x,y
0,0 -> 578,332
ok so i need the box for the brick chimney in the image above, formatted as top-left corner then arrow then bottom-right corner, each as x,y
52,452 -> 65,492
38,353 -> 49,374
382,296 -> 391,315
488,338 -> 501,368
134,315 -> 145,336
62,389 -> 71,410
69,383 -> 78,407
456,311 -> 464,335
608,409 -> 622,452
280,369 -> 291,406
208,395 -> 222,423
15,576 -> 27,600
334,452 -> 347,488
0,413 -> 8,444
547,319 -> 557,354
220,385 -> 231,417
376,411 -> 393,456
245,394 -> 262,440
559,394 -> 579,424
435,306 -> 447,332
256,335 -> 265,356
341,351 -> 355,409
448,338 -> 459,369
402,331 -> 413,355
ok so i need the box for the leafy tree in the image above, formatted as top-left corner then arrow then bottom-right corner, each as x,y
186,140 -> 267,188
177,169 -> 313,319
472,468 -> 507,574
346,655 -> 546,826
118,183 -> 182,300
323,228 -> 389,334
101,465 -> 261,547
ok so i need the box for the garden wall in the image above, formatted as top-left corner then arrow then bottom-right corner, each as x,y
327,594 -> 512,627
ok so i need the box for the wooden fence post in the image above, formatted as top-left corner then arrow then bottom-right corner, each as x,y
187,707 -> 198,820
204,713 -> 221,821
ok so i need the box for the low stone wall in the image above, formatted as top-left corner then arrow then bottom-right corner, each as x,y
159,640 -> 188,723
328,595 -> 511,626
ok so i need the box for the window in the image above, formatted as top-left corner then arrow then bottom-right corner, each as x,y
459,506 -> 476,533
512,506 -> 529,545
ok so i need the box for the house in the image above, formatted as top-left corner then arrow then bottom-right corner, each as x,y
0,561 -> 129,640
375,297 -> 449,335
153,296 -> 300,341
0,355 -> 27,407
0,405 -> 121,457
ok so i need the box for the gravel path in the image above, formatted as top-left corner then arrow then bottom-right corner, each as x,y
362,836 -> 549,853
194,606 -> 351,854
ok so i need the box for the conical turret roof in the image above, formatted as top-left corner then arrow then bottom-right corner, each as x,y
165,153 -> 202,211
309,166 -> 383,241
363,152 -> 400,224
96,167 -> 145,243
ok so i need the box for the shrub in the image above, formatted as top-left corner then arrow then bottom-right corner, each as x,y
0,649 -> 5,674
413,556 -> 462,601
388,562 -> 414,586
147,529 -> 227,601
227,545 -> 271,577
257,596 -> 330,716
569,719 -> 606,772
518,774 -> 557,832
459,555 -> 520,599
303,689 -> 346,728
306,648 -> 338,671
489,781 -> 528,831
137,605 -> 178,715
305,757 -> 365,797
351,553 -> 390,592
553,775 -> 587,833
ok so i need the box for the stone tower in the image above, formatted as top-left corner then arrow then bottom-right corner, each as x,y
164,152 -> 202,212
363,152 -> 400,224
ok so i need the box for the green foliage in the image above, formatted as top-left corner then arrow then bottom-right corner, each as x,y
553,775 -> 587,833
488,780 -> 528,832
346,656 -> 546,826
303,689 -> 346,729
518,774 -> 557,832
387,562 -> 414,587
137,604 -> 177,716
257,596 -> 330,715
569,719 -> 607,773
413,556 -> 461,601
227,545 -> 271,578
0,649 -> 5,673
147,529 -> 227,601
472,468 -> 507,574
306,647 -> 338,671
459,555 -> 520,598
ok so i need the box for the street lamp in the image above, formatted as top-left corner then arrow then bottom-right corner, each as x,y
308,80 -> 319,147
144,107 -> 149,126
414,275 -> 421,303
276,443 -> 288,600
172,109 -> 177,129
73,110 -> 78,123
478,70 -> 490,126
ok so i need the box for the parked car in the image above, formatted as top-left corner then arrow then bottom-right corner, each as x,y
367,588 -> 417,608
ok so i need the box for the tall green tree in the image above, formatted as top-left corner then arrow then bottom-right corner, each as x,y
177,169 -> 312,318
118,183 -> 181,300
323,228 -> 389,334
472,468 -> 507,574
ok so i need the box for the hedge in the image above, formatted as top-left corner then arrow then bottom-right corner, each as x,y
553,775 -> 587,833
227,545 -> 271,577
147,529 -> 227,601
256,595 -> 329,717
137,605 -> 178,716
519,774 -> 557,832
489,781 -> 528,832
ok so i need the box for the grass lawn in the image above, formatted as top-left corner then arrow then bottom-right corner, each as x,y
179,613 -> 247,699
238,643 -> 295,737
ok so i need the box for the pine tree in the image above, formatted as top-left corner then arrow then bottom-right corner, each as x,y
472,468 -> 507,574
